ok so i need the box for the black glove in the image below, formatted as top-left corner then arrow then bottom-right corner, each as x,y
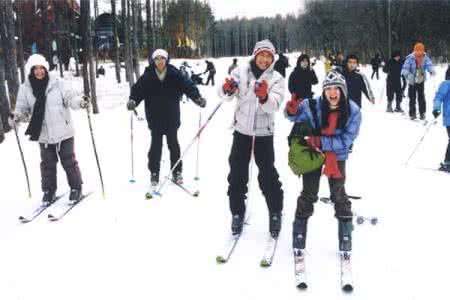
194,97 -> 206,108
432,110 -> 441,119
127,100 -> 136,111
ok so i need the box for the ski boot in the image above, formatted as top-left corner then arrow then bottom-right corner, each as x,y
420,113 -> 426,120
69,188 -> 82,204
293,217 -> 308,250
338,219 -> 353,252
172,171 -> 183,185
410,114 -> 416,120
269,212 -> 282,238
386,102 -> 393,113
394,104 -> 404,113
231,214 -> 244,235
151,172 -> 159,188
439,162 -> 450,173
42,190 -> 56,206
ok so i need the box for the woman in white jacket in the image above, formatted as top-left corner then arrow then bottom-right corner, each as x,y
219,39 -> 285,237
12,54 -> 88,204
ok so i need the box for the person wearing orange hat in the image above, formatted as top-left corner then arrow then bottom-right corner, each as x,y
401,42 -> 435,120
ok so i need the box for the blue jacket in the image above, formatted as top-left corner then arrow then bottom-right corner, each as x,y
433,80 -> 450,127
286,98 -> 362,161
401,53 -> 434,85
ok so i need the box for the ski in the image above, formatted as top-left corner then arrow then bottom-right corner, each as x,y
340,251 -> 354,292
47,192 -> 93,222
216,233 -> 241,264
294,248 -> 308,289
171,180 -> 200,197
18,192 -> 67,223
260,236 -> 278,267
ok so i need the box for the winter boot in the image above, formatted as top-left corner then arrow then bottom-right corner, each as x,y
269,212 -> 282,238
420,113 -> 426,120
69,188 -> 82,203
394,103 -> 403,113
338,219 -> 353,252
439,162 -> 450,172
42,190 -> 56,205
231,214 -> 244,235
151,172 -> 159,187
172,170 -> 183,185
386,102 -> 393,113
410,114 -> 416,120
293,217 -> 308,250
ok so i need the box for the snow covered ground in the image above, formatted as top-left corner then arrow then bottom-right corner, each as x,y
0,55 -> 449,300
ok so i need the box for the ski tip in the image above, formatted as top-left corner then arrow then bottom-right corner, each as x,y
47,214 -> 58,222
18,216 -> 30,223
296,282 -> 308,290
342,284 -> 354,293
260,260 -> 271,268
216,256 -> 227,264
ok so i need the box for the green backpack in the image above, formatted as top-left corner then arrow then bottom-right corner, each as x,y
287,100 -> 324,176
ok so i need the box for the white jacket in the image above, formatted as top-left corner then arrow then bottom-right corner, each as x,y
16,74 -> 81,144
218,61 -> 285,136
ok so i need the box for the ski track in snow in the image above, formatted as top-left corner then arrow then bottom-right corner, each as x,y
0,56 -> 449,300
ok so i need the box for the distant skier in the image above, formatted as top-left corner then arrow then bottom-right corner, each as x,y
228,58 -> 238,75
10,54 -> 88,203
383,50 -> 404,112
401,42 -> 435,120
285,70 -> 361,252
370,53 -> 382,80
340,54 -> 375,108
288,54 -> 319,100
332,51 -> 345,73
274,52 -> 290,78
127,49 -> 207,190
203,60 -> 216,86
432,71 -> 450,172
218,39 -> 284,238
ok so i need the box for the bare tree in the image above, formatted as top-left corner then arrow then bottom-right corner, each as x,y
0,4 -> 11,135
15,0 -> 25,83
40,0 -> 51,64
111,0 -> 121,83
3,0 -> 19,110
132,0 -> 140,79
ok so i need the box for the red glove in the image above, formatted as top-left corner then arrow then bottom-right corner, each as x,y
306,136 -> 321,150
286,94 -> 302,115
223,78 -> 239,95
255,80 -> 268,104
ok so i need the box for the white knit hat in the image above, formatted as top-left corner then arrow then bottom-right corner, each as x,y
152,49 -> 169,60
25,54 -> 49,76
252,39 -> 276,58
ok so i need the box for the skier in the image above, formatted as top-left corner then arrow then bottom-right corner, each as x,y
285,70 -> 361,253
203,60 -> 216,86
9,54 -> 88,203
383,50 -> 404,112
274,52 -> 290,78
432,71 -> 450,172
401,42 -> 435,120
288,54 -> 319,100
179,61 -> 192,80
370,53 -> 382,80
340,54 -> 375,108
127,49 -> 206,189
219,39 -> 284,237
324,53 -> 333,74
228,58 -> 238,75
332,51 -> 345,73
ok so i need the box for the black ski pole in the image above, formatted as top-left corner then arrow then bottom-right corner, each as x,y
157,100 -> 225,194
85,104 -> 105,199
12,121 -> 32,198
405,119 -> 438,166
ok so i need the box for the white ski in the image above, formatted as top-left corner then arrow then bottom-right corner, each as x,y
260,236 -> 278,267
340,251 -> 354,292
294,248 -> 308,289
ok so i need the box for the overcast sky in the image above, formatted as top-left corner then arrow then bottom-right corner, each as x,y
208,0 -> 304,20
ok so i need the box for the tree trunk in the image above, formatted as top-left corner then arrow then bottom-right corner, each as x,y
146,0 -> 152,56
121,0 -> 131,82
4,0 -> 19,110
94,0 -> 99,79
54,2 -> 64,78
111,0 -> 121,83
15,0 -> 25,83
0,8 -> 11,133
41,0 -> 51,65
127,0 -> 135,85
132,0 -> 140,79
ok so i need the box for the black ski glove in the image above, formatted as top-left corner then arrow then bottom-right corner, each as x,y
432,110 -> 441,119
127,100 -> 136,111
194,97 -> 207,108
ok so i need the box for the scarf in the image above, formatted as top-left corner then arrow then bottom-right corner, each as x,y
25,72 -> 49,141
250,60 -> 264,79
321,111 -> 342,178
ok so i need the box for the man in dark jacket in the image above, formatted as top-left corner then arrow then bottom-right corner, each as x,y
127,49 -> 206,188
288,54 -> 318,100
340,54 -> 375,108
274,52 -> 290,78
203,60 -> 216,86
370,53 -> 382,80
383,50 -> 404,112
